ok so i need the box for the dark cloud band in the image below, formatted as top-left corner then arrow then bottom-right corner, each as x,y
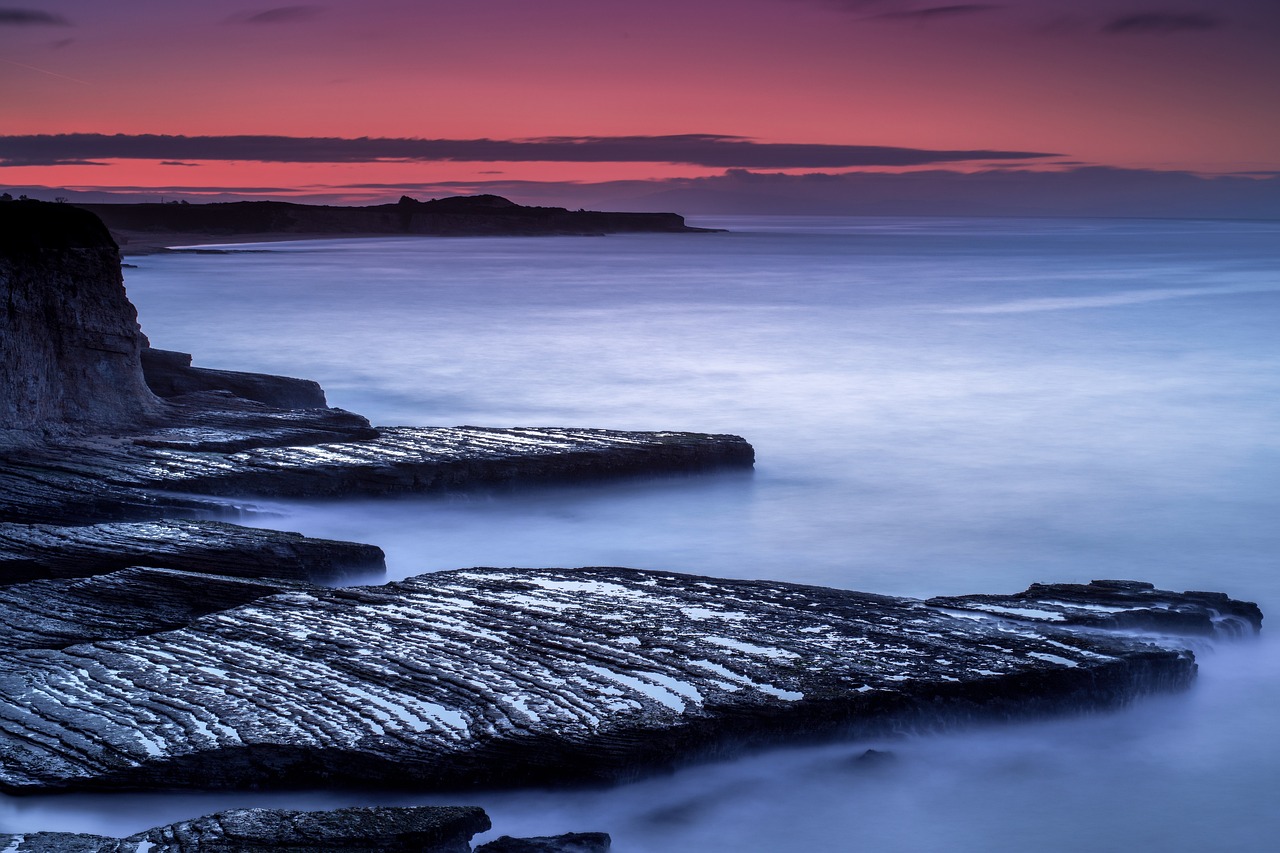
872,4 -> 1002,23
0,133 -> 1055,169
0,8 -> 71,25
1103,13 -> 1223,34
228,5 -> 328,25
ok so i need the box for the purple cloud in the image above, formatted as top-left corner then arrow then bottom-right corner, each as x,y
229,5 -> 327,25
1103,12 -> 1223,33
0,8 -> 71,26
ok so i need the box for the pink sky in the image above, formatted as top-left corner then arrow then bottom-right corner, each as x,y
2,1 -> 1278,203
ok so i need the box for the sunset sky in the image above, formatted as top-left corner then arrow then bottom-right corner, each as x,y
2,1 -> 1278,211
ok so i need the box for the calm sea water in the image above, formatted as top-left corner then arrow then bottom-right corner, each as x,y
5,217 -> 1278,849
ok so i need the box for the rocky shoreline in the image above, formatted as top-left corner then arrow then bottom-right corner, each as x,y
0,804 -> 611,853
0,200 -> 1263,848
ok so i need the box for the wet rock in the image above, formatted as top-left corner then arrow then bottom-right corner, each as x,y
1,202 -> 752,526
928,579 -> 1264,639
0,805 -> 491,852
0,520 -> 385,583
142,347 -> 329,410
1,200 -> 160,446
475,832 -> 612,853
0,567 -> 308,652
2,427 -> 753,524
0,567 -> 1246,794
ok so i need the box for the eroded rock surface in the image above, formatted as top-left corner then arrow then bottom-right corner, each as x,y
475,833 -> 612,853
2,427 -> 753,524
0,805 -> 491,853
0,568 -> 1249,794
930,579 -> 1264,638
0,520 -> 385,583
0,567 -> 306,653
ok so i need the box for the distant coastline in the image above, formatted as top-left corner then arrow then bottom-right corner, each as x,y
72,194 -> 718,255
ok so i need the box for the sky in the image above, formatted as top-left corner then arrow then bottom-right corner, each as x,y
2,1 -> 1278,214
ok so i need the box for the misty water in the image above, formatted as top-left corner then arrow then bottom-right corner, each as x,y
6,217 -> 1279,849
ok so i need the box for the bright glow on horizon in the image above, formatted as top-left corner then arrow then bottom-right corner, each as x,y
2,0 -> 1277,200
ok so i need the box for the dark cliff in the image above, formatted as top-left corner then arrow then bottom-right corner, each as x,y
1,200 -> 161,445
78,194 -> 711,250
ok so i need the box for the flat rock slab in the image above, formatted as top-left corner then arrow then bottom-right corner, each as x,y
0,567 -> 306,653
0,520 -> 385,583
2,427 -> 753,524
0,567 -> 1250,794
476,833 -> 612,853
0,805 -> 491,853
930,579 -> 1263,638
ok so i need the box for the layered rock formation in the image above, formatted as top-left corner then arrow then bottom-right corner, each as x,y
142,347 -> 329,409
0,805 -> 492,853
0,806 -> 610,853
0,566 -> 305,652
0,200 -> 160,445
0,567 -> 1254,794
0,200 -> 1264,850
2,201 -> 752,528
0,521 -> 384,583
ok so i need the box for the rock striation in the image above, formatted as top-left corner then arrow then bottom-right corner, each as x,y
930,578 -> 1263,639
2,427 -> 753,524
0,805 -> 493,853
2,200 -> 753,529
475,833 -> 612,853
0,567 -> 1255,794
0,520 -> 385,583
0,566 -> 305,653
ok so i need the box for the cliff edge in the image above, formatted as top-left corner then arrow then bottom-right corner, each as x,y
1,200 -> 161,445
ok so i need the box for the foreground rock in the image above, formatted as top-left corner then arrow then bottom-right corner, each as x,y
0,520 -> 385,583
0,568 -> 1254,794
0,567 -> 307,652
0,805 -> 491,853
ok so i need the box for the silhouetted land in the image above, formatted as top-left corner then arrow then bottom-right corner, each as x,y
74,194 -> 715,253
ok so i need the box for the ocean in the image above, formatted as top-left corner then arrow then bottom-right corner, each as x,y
5,216 -> 1278,850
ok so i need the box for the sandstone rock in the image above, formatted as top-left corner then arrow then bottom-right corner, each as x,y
0,568 -> 1249,794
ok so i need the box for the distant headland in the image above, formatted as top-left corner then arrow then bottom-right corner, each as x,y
68,194 -> 718,254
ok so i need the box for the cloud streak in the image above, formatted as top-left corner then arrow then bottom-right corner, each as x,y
229,5 -> 327,25
0,8 -> 71,26
0,133 -> 1057,168
872,4 -> 1002,23
1102,12 -> 1223,34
